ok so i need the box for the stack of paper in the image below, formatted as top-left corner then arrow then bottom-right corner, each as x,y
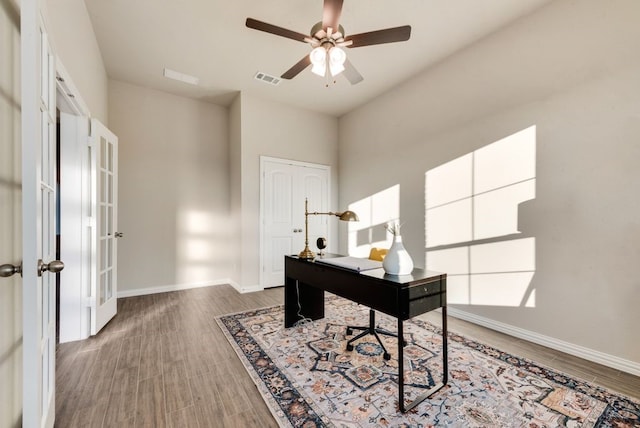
315,256 -> 383,272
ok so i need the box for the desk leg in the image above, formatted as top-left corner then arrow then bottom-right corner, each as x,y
284,276 -> 299,328
398,306 -> 448,413
442,306 -> 448,386
397,319 -> 405,411
284,278 -> 325,328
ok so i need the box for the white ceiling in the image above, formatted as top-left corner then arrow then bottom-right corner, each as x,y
83,0 -> 553,117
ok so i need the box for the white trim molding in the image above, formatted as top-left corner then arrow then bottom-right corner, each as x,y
448,307 -> 640,377
231,281 -> 264,294
118,279 -> 233,298
117,279 -> 267,298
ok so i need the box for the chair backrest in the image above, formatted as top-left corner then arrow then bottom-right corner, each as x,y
368,247 -> 388,262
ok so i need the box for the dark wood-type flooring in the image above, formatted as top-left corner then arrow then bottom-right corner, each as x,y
55,285 -> 640,427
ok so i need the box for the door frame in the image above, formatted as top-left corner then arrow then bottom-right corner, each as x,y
259,156 -> 331,289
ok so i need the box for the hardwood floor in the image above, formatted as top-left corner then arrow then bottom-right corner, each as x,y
55,285 -> 640,427
55,285 -> 282,427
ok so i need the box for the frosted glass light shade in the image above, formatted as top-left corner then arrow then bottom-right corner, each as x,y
311,63 -> 326,76
329,47 -> 346,65
310,46 -> 327,77
329,62 -> 345,76
328,47 -> 346,76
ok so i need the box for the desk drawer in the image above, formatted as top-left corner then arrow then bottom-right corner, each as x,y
408,280 -> 444,300
407,293 -> 444,318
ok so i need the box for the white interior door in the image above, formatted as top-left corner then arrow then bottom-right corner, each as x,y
300,167 -> 330,255
263,161 -> 298,287
90,119 -> 119,335
0,2 -> 23,424
261,157 -> 329,288
21,7 -> 58,427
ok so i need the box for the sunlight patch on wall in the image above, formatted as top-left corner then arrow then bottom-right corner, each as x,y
347,185 -> 400,257
182,210 -> 216,234
177,210 -> 230,284
425,126 -> 537,307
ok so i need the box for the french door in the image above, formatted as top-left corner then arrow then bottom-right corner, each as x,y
22,5 -> 59,427
0,2 -> 23,425
261,157 -> 329,288
90,119 -> 119,334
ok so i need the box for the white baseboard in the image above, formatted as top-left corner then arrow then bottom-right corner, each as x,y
117,279 -> 266,298
448,307 -> 640,377
228,280 -> 264,294
117,279 -> 232,298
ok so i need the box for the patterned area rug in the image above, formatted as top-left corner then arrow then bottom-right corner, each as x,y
216,296 -> 639,427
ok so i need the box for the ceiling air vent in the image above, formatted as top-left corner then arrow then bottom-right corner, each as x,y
163,68 -> 199,86
254,72 -> 281,86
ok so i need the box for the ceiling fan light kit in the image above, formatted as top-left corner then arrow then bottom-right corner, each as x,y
246,0 -> 411,85
310,45 -> 346,78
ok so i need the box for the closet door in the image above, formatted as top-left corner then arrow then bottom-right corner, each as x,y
261,158 -> 329,288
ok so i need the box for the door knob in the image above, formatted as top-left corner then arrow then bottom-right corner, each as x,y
38,260 -> 65,276
0,262 -> 22,278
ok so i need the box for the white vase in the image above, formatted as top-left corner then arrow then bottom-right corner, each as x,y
382,235 -> 414,275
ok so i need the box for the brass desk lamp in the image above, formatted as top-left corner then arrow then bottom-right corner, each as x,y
299,198 -> 359,259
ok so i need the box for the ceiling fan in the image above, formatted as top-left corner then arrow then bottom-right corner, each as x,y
246,0 -> 411,85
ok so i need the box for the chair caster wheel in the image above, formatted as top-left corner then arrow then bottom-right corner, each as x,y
346,344 -> 354,351
403,340 -> 408,346
346,328 -> 353,335
383,352 -> 391,361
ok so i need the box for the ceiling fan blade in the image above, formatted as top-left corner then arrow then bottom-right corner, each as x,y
246,18 -> 308,43
322,0 -> 344,33
345,25 -> 411,48
342,58 -> 363,85
281,55 -> 312,79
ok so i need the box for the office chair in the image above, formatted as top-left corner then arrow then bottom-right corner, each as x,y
345,247 -> 406,360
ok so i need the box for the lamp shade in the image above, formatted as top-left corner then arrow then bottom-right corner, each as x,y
310,46 -> 327,65
329,47 -> 346,64
311,63 -> 326,77
328,47 -> 346,76
337,210 -> 359,222
310,46 -> 327,76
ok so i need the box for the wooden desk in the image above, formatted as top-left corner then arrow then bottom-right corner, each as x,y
284,254 -> 448,412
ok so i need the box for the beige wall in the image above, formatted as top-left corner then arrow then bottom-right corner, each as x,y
236,94 -> 339,288
229,95 -> 242,284
0,0 -> 22,425
108,88 -> 338,292
339,0 -> 640,365
109,80 -> 231,293
43,0 -> 108,123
